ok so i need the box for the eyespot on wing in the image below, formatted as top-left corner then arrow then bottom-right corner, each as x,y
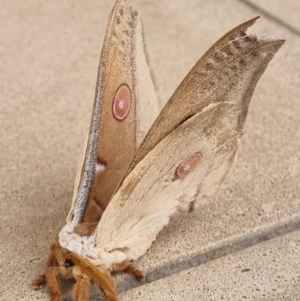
174,152 -> 202,179
112,84 -> 131,121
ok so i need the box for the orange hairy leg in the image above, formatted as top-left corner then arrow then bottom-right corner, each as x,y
46,265 -> 69,301
72,269 -> 91,301
31,241 -> 60,289
31,273 -> 47,289
113,260 -> 145,280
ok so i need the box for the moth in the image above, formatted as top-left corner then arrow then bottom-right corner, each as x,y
31,0 -> 284,300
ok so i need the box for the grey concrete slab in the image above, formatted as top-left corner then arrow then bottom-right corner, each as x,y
120,230 -> 300,301
0,1 -> 299,301
242,0 -> 300,33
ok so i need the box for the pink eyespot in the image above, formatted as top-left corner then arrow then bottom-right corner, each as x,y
112,84 -> 131,121
175,152 -> 202,179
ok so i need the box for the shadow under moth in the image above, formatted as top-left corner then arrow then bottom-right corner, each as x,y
32,0 -> 284,300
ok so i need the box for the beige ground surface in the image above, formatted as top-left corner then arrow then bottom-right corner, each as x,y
0,0 -> 299,301
121,230 -> 300,301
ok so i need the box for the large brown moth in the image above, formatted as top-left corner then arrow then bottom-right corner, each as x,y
31,0 -> 284,300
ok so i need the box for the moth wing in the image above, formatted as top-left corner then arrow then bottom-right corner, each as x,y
93,20 -> 284,262
67,0 -> 163,224
127,17 -> 274,169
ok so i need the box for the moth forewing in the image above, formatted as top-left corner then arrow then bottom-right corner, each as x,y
67,0 -> 163,227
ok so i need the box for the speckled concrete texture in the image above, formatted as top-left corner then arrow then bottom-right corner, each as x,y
120,230 -> 300,301
0,0 -> 299,301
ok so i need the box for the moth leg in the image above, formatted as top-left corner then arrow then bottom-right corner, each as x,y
31,242 -> 59,289
72,267 -> 91,301
31,274 -> 47,289
113,260 -> 145,280
46,266 -> 68,301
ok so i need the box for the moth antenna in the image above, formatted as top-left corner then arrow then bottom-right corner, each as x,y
62,248 -> 118,301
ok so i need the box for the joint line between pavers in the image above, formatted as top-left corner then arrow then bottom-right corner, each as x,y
239,0 -> 300,36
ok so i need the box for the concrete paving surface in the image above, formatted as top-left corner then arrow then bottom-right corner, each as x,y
0,0 -> 299,301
